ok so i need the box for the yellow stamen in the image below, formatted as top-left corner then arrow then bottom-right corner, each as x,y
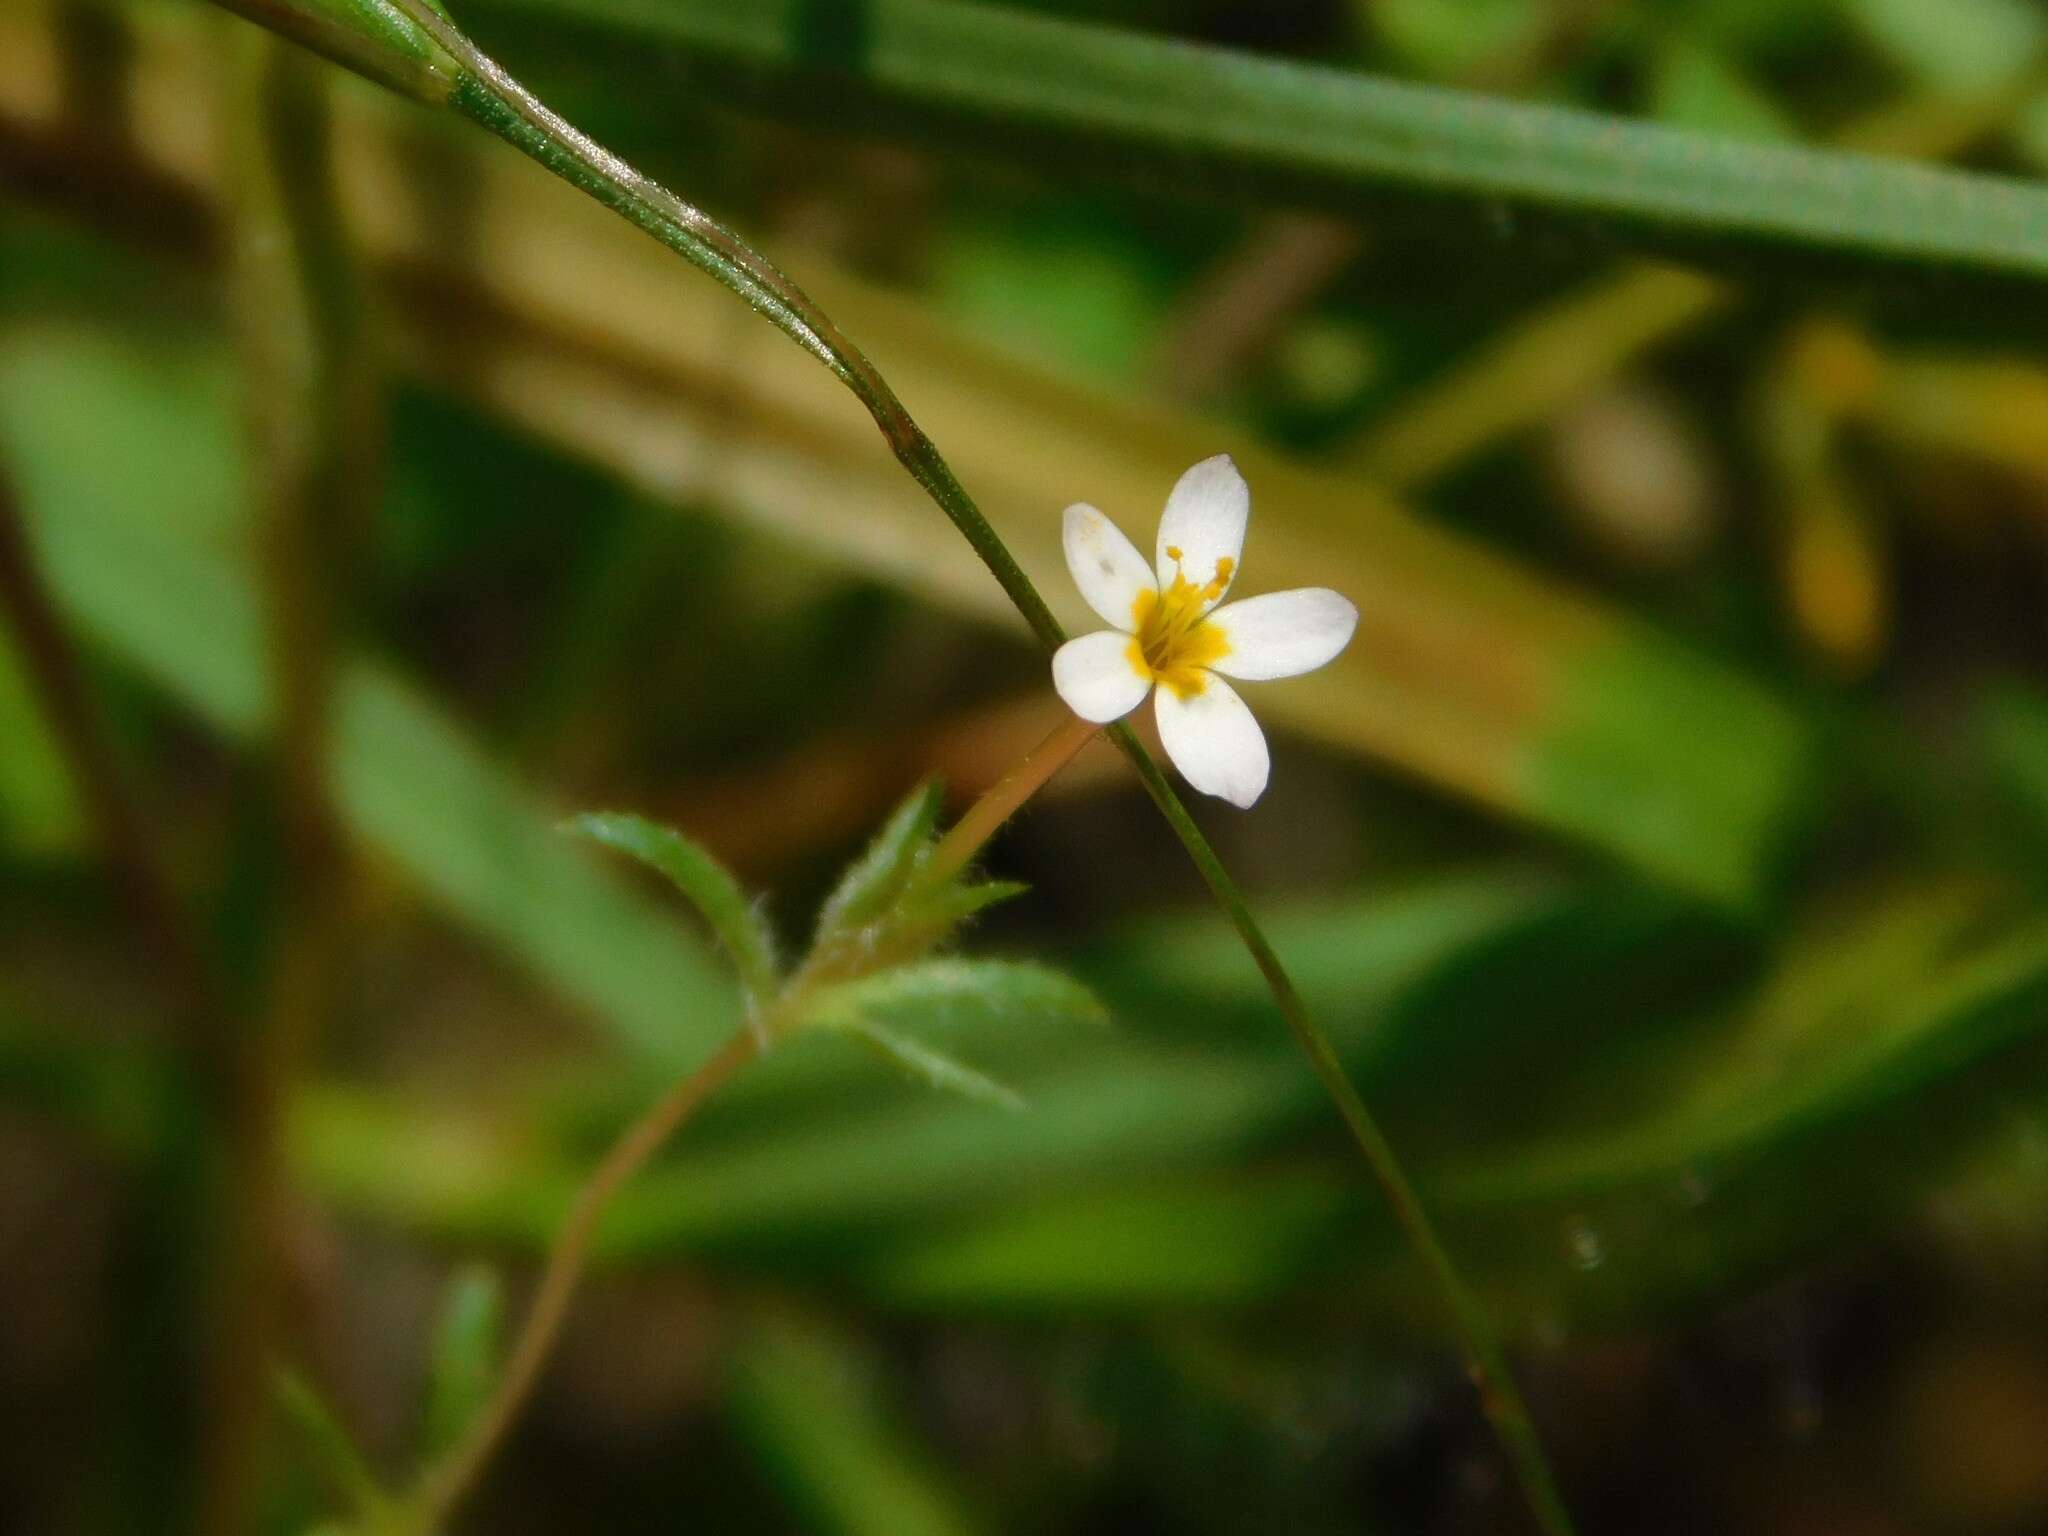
1128,565 -> 1231,699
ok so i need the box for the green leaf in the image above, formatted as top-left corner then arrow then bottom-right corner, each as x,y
799,959 -> 1104,1109
898,878 -> 1027,930
1373,0 -> 1548,81
841,1021 -> 1025,1112
867,1174 -> 1354,1308
418,1265 -> 503,1464
0,632 -> 84,859
470,0 -> 2048,284
0,323 -> 736,1069
210,0 -> 460,102
1838,0 -> 2045,94
1648,41 -> 1796,141
275,1369 -> 388,1518
877,879 -> 1030,961
293,874 -> 1572,1247
567,812 -> 780,1008
6,85 -> 1822,907
727,1312 -> 986,1536
285,0 -> 456,93
811,780 -> 942,947
802,959 -> 1108,1040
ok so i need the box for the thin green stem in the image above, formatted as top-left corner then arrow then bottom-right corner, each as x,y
410,1026 -> 761,1531
1110,726 -> 1571,1531
413,715 -> 1094,1527
274,5 -> 1575,1528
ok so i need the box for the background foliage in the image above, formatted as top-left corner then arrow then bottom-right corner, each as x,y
12,0 -> 2048,1530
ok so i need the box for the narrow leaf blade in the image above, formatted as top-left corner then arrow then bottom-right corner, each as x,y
567,812 -> 779,1005
877,879 -> 1032,962
274,1369 -> 387,1517
812,780 -> 943,946
419,1265 -> 503,1464
902,879 -> 1028,928
803,958 -> 1108,1037
845,1021 -> 1026,1111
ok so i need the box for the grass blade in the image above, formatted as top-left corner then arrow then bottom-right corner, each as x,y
419,1265 -> 504,1465
467,0 -> 2048,285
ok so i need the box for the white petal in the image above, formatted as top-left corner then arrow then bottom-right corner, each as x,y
1052,630 -> 1153,723
1206,588 -> 1358,681
1155,454 -> 1249,605
1062,503 -> 1156,631
1154,674 -> 1269,808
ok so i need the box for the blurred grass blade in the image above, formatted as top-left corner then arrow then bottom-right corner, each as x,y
0,324 -> 736,1067
459,0 -> 2048,284
1440,891 -> 2048,1206
1838,0 -> 2044,93
568,811 -> 780,1008
279,871 -> 2048,1322
210,0 -> 459,101
275,1369 -> 388,1517
0,629 -> 85,857
1339,81 -> 2027,494
1648,41 -> 1796,140
726,1311 -> 986,1536
419,1265 -> 503,1465
868,1174 -> 1355,1308
0,34 -> 1817,904
1982,685 -> 2048,844
296,877 -> 1573,1248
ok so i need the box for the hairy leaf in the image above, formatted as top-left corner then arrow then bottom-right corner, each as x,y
842,1022 -> 1025,1112
802,959 -> 1108,1039
567,812 -> 780,1008
812,780 -> 943,948
900,879 -> 1028,926
796,959 -> 1105,1108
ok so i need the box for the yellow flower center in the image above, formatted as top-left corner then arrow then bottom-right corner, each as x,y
1128,548 -> 1232,699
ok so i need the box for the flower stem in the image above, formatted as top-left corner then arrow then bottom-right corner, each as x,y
309,7 -> 1577,1530
1113,727 -> 1572,1532
917,712 -> 1099,895
414,714 -> 1094,1526
410,1026 -> 761,1531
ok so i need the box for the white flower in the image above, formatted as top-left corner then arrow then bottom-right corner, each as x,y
1051,454 -> 1357,808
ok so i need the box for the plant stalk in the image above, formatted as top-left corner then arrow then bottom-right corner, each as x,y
917,712 -> 1098,895
1112,728 -> 1571,1531
416,710 -> 1100,1526
410,1026 -> 760,1530
256,5 -> 1577,1528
